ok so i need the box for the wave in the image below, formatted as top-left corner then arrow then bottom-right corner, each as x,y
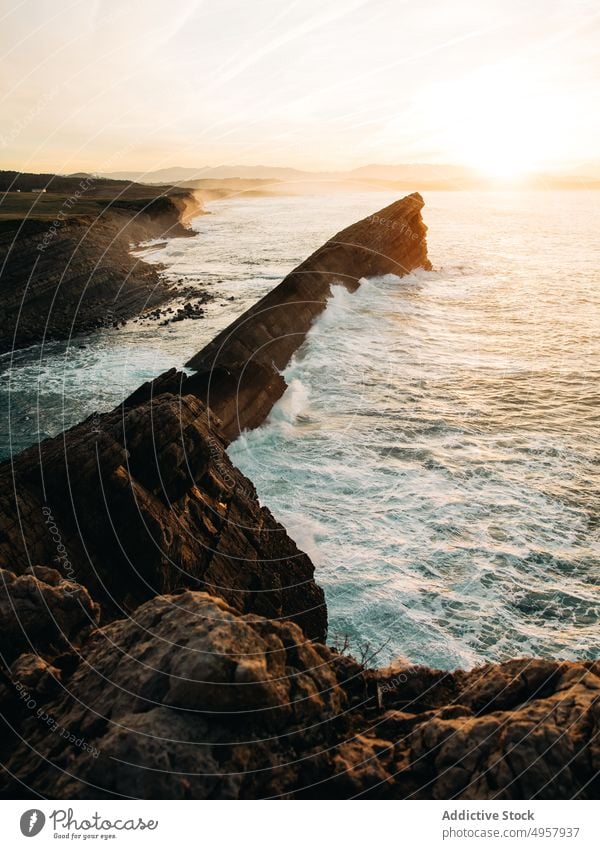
229,261 -> 600,668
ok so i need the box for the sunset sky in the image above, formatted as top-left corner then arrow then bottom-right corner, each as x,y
1,0 -> 599,178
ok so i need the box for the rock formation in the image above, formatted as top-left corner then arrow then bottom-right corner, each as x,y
0,194 -> 597,799
0,178 -> 202,354
0,566 -> 99,663
2,592 -> 598,799
184,191 -> 431,439
0,393 -> 325,640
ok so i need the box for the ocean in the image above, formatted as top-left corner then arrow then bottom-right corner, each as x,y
2,191 -> 598,668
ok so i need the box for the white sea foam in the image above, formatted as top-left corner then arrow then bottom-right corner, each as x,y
228,192 -> 600,667
3,191 -> 599,668
271,377 -> 311,424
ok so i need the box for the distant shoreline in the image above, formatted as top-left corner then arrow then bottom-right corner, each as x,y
0,172 -> 202,354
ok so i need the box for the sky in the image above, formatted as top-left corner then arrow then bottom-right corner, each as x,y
1,0 -> 599,178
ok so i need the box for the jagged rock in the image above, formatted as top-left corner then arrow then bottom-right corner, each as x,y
183,192 -> 431,440
0,187 -> 202,354
0,592 -> 344,798
1,194 -> 596,800
403,662 -> 600,799
1,593 -> 597,799
0,395 -> 326,640
10,653 -> 62,698
0,567 -> 99,662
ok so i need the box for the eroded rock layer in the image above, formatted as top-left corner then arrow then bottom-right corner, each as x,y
184,192 -> 431,439
2,592 -> 598,799
1,194 -> 597,799
0,393 -> 325,640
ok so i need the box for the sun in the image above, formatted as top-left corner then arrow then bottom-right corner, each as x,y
425,63 -> 563,182
458,125 -> 541,181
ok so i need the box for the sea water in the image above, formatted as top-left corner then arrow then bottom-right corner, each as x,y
2,191 -> 599,667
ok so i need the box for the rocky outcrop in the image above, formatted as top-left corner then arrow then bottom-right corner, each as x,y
184,192 -> 431,439
0,393 -> 325,640
118,193 -> 430,443
0,566 -> 99,663
0,192 -> 431,642
0,194 -> 596,800
1,592 -> 598,799
0,187 -> 202,353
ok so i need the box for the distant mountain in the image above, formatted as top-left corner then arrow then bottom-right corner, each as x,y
95,163 -> 600,190
101,163 -> 478,185
103,165 -> 310,183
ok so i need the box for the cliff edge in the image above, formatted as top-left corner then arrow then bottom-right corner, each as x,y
0,173 -> 203,353
1,195 -> 597,800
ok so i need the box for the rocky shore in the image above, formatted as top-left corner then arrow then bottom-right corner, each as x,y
186,191 -> 432,439
0,194 -> 597,799
0,174 -> 202,354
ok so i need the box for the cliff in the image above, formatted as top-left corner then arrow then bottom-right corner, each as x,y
0,392 -> 325,640
0,176 -> 202,354
184,191 -> 431,439
3,590 -> 597,799
0,194 -> 597,800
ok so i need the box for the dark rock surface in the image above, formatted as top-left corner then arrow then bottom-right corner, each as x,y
0,566 -> 99,663
0,394 -> 325,640
2,592 -> 598,799
0,194 -> 597,799
0,191 -> 201,353
184,192 -> 431,440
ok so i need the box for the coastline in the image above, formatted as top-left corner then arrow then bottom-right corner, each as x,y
0,193 -> 598,799
0,177 -> 203,354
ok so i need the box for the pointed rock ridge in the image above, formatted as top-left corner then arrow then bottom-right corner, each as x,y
183,192 -> 431,440
0,395 -> 326,640
0,197 -> 427,648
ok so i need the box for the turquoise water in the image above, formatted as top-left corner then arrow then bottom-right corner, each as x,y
2,191 -> 599,668
0,194 -> 399,457
230,191 -> 600,667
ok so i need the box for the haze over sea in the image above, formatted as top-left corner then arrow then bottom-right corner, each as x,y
2,191 -> 598,668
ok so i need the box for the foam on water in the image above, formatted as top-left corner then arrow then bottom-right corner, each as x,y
229,195 -> 600,667
2,191 -> 599,669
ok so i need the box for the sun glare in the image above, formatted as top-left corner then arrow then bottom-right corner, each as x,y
459,126 -> 540,180
427,64 -> 560,181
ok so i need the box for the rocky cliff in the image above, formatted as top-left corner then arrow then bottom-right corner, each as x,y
0,393 -> 325,640
0,184 -> 202,354
0,194 -> 597,799
2,587 -> 598,799
184,191 -> 431,439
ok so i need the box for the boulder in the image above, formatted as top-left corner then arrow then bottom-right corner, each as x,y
0,567 -> 99,662
2,593 -> 598,799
